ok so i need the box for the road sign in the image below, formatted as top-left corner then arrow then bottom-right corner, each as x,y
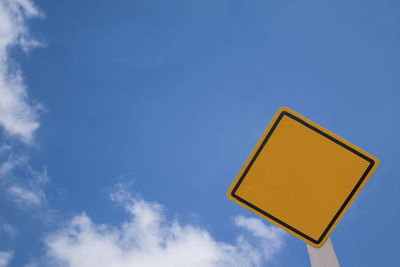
227,107 -> 379,247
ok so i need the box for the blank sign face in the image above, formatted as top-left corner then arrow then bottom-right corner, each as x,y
227,107 -> 379,247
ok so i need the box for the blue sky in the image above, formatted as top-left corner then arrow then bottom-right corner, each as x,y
0,0 -> 399,266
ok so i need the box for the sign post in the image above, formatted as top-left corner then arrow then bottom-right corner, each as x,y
227,107 -> 379,263
307,237 -> 340,267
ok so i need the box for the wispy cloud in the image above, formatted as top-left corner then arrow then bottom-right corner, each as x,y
44,183 -> 286,267
0,0 -> 43,143
8,185 -> 42,206
0,149 -> 47,206
0,153 -> 28,178
0,2 -> 46,264
0,144 -> 11,154
0,0 -> 46,206
234,216 -> 284,262
0,223 -> 17,239
0,251 -> 13,267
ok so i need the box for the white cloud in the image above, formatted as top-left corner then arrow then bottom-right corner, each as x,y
0,149 -> 47,206
0,0 -> 47,205
0,0 -> 46,205
0,144 -> 11,154
0,251 -> 13,267
44,185 -> 286,267
0,0 -> 42,143
234,216 -> 284,261
0,153 -> 28,178
0,2 -> 46,262
0,223 -> 17,239
8,184 -> 42,205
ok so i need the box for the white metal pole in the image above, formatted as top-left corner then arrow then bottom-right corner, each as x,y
307,237 -> 340,267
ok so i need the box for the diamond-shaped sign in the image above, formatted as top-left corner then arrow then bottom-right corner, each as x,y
227,107 -> 379,247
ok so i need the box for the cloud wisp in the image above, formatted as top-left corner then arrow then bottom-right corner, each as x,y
0,148 -> 48,207
0,251 -> 13,267
8,184 -> 42,206
44,185 -> 286,267
0,222 -> 17,239
0,0 -> 42,143
0,0 -> 46,212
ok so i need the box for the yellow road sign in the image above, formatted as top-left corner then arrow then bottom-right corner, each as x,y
227,107 -> 379,247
